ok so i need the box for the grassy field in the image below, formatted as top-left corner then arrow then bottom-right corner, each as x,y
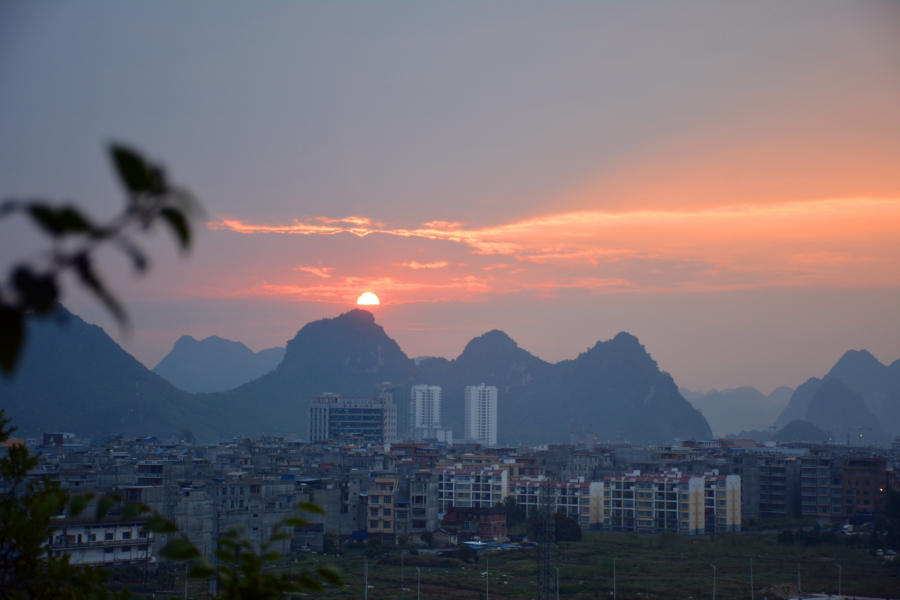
121,531 -> 900,599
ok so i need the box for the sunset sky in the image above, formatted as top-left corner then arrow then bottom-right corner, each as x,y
1,1 -> 898,393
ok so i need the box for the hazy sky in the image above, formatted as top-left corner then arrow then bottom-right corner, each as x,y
1,1 -> 898,393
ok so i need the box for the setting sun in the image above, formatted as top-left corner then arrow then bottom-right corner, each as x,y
356,292 -> 380,306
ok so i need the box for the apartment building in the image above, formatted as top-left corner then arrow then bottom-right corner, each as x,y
843,456 -> 888,524
601,469 -> 741,535
409,384 -> 453,443
308,394 -> 398,444
464,384 -> 497,446
758,456 -> 801,520
366,476 -> 399,541
437,465 -> 508,514
47,517 -> 154,567
800,453 -> 845,521
510,477 -> 603,528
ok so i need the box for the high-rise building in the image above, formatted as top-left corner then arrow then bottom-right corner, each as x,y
308,393 -> 397,444
409,385 -> 441,431
464,384 -> 497,446
408,384 -> 453,443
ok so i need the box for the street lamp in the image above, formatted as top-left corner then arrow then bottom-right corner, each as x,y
553,566 -> 559,600
416,566 -> 420,600
486,558 -> 489,600
749,557 -> 754,600
709,563 -> 716,600
613,557 -> 616,600
835,563 -> 841,597
364,557 -> 369,600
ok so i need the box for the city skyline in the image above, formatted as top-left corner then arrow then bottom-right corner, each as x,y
1,2 -> 898,394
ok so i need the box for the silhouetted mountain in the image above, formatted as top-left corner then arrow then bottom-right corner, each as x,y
0,306 -> 192,439
803,379 -> 882,443
772,420 -> 828,443
419,331 -> 711,444
682,386 -> 792,437
775,349 -> 900,435
153,335 -> 285,393
1,308 -> 712,444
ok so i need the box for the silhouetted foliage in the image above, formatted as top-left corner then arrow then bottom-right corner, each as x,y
0,144 -> 202,373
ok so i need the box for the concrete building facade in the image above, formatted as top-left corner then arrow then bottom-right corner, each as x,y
308,394 -> 397,444
464,384 -> 497,446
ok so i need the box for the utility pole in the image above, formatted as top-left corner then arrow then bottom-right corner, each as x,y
797,562 -> 801,593
486,558 -> 489,600
750,557 -> 754,600
554,566 -> 559,600
416,566 -> 420,600
835,563 -> 841,597
401,551 -> 404,600
364,557 -> 368,600
709,563 -> 716,600
184,563 -> 188,600
613,557 -> 616,600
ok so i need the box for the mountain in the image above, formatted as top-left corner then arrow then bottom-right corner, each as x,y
153,335 -> 285,393
772,420 -> 829,443
1,307 -> 712,445
775,349 -> 900,435
682,386 -> 793,437
418,331 -> 712,444
0,306 -> 193,439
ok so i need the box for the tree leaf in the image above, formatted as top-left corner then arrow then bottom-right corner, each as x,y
69,493 -> 94,517
71,254 -> 128,327
298,502 -> 325,515
110,145 -> 153,193
294,574 -> 324,592
95,495 -> 116,519
0,305 -> 24,373
115,239 -> 148,273
316,566 -> 342,586
161,537 -> 199,560
283,517 -> 310,528
11,266 -> 58,313
187,558 -> 214,579
120,502 -> 148,520
160,208 -> 190,251
26,204 -> 93,236
144,515 -> 179,534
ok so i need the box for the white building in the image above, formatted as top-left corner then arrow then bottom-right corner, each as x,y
437,465 -> 508,514
464,384 -> 497,446
47,517 -> 155,567
409,385 -> 441,431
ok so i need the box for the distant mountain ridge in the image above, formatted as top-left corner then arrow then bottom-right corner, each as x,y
681,386 -> 793,437
0,307 -> 711,444
153,335 -> 285,393
775,349 -> 900,439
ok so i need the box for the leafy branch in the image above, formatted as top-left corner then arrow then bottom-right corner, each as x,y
0,144 -> 202,373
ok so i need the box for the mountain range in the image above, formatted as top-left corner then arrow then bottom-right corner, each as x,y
0,306 -> 711,445
153,335 -> 285,393
680,386 -> 793,438
774,349 -> 900,444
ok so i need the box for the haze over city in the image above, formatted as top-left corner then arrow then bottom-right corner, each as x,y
1,0 -> 898,394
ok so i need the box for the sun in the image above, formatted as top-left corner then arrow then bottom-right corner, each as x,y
357,292 -> 380,306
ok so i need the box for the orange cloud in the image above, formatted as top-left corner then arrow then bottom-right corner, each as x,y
394,261 -> 449,269
208,196 -> 900,303
293,266 -> 335,278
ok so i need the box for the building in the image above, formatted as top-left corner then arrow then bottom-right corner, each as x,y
800,453 -> 844,521
758,456 -> 800,521
842,456 -> 888,524
464,384 -> 497,446
47,517 -> 154,567
441,506 -> 507,542
409,385 -> 441,432
437,465 -> 508,514
366,476 -> 399,541
601,469 -> 741,535
510,477 -> 603,528
308,394 -> 397,444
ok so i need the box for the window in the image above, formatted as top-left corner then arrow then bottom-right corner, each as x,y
383,509 -> 392,517
105,533 -> 114,541
139,531 -> 147,539
122,531 -> 131,540
370,520 -> 379,528
121,546 -> 131,552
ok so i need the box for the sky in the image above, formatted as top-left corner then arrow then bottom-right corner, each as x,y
1,1 -> 898,394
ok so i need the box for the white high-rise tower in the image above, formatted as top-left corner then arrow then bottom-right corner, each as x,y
464,384 -> 497,446
409,385 -> 442,431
